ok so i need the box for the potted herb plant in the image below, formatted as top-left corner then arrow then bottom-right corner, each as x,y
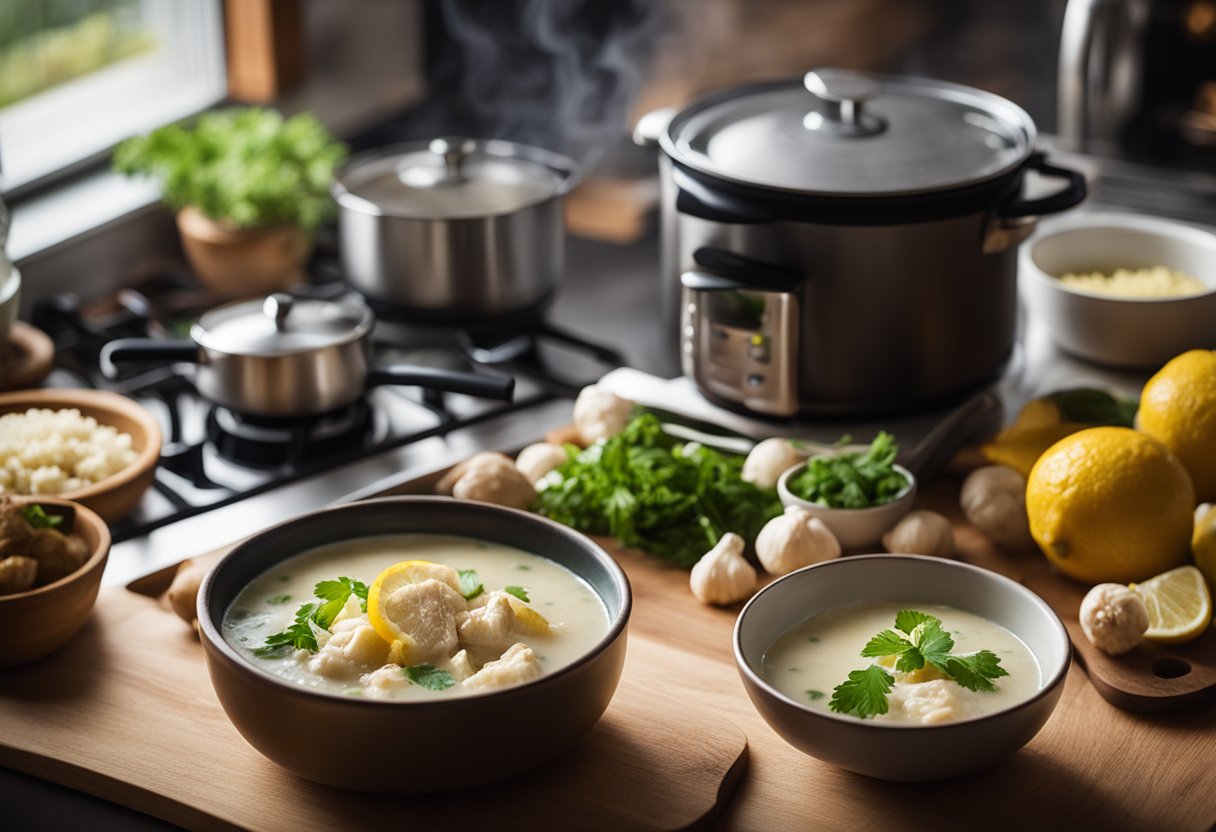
114,107 -> 345,297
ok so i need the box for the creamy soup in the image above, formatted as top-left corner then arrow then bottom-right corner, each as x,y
763,601 -> 1041,725
223,534 -> 609,701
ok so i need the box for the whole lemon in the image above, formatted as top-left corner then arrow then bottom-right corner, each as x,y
1026,427 -> 1193,583
1137,349 -> 1216,503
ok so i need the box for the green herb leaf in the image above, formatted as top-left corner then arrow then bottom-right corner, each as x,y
914,621 -> 956,669
1049,389 -> 1138,427
535,413 -> 782,568
458,569 -> 484,601
938,650 -> 1009,693
266,594 -> 292,605
402,664 -> 455,691
806,689 -> 825,701
21,504 -> 64,531
829,665 -> 895,718
860,630 -> 914,659
894,609 -> 941,635
254,602 -> 318,656
313,576 -> 369,627
504,585 -> 530,603
787,432 -> 909,509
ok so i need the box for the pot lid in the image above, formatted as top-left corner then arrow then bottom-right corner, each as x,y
194,293 -> 373,355
662,69 -> 1036,197
333,137 -> 579,219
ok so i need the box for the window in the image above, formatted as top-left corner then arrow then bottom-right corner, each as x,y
0,0 -> 226,194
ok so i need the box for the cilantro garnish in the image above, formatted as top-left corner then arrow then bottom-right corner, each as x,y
254,576 -> 368,657
458,569 -> 484,601
403,664 -> 455,691
829,609 -> 1009,719
22,504 -> 64,531
266,594 -> 291,605
503,585 -> 530,603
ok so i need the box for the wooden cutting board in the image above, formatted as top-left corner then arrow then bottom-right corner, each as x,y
0,587 -> 747,832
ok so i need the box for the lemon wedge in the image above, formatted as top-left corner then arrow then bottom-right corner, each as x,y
366,560 -> 461,650
505,594 -> 550,635
1130,565 -> 1213,644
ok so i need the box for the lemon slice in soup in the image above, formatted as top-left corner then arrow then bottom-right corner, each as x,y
367,560 -> 463,652
506,594 -> 551,635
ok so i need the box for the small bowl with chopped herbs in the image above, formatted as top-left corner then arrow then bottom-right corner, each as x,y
777,432 -> 916,550
0,496 -> 111,667
734,554 -> 1071,781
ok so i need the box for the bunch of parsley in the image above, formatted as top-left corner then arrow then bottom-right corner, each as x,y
830,610 -> 1009,719
113,107 -> 346,232
788,431 -> 908,509
535,413 -> 782,568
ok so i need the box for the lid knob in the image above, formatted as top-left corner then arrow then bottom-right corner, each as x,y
263,293 -> 294,332
803,69 -> 885,137
428,136 -> 477,181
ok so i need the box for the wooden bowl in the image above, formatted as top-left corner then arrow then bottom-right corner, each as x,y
0,389 -> 162,523
0,497 -> 111,667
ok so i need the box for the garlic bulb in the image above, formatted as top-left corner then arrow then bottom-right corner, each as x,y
960,465 -> 1035,551
742,438 -> 805,489
449,454 -> 536,509
1079,583 -> 1149,656
882,511 -> 955,557
572,384 -> 633,444
515,442 -> 568,483
689,532 -> 757,605
754,505 -> 841,575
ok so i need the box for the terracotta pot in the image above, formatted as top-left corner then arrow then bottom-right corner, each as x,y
176,206 -> 311,298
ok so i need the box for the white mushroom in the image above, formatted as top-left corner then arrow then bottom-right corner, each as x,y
436,451 -> 514,495
514,442 -> 569,483
447,453 -> 536,510
882,511 -> 956,557
960,465 -> 1035,551
572,384 -> 633,444
1079,583 -> 1149,656
689,532 -> 757,605
741,438 -> 805,489
754,506 -> 841,575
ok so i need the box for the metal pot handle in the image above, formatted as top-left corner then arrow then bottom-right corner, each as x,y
100,338 -> 200,378
999,154 -> 1088,219
365,365 -> 515,401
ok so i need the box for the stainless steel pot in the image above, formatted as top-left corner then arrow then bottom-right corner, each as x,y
100,293 -> 514,417
332,137 -> 580,323
639,69 -> 1088,417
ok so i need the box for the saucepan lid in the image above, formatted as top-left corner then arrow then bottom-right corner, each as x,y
662,68 -> 1036,198
333,137 -> 581,220
193,293 -> 374,355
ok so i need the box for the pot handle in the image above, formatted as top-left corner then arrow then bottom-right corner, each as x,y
999,154 -> 1088,219
366,366 -> 515,401
681,247 -> 801,293
100,338 -> 200,378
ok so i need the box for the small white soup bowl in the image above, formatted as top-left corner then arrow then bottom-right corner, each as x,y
734,555 -> 1070,781
777,460 -> 916,550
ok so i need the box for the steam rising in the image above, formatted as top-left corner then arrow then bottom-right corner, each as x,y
429,0 -> 663,169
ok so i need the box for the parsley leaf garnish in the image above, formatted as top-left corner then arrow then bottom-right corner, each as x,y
403,664 -> 455,691
787,431 -> 909,509
830,666 -> 895,718
254,576 -> 368,657
266,594 -> 292,605
458,569 -> 484,601
503,585 -> 530,603
22,504 -> 64,531
829,609 -> 1009,719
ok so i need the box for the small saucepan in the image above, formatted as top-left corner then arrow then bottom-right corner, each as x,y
100,293 -> 514,418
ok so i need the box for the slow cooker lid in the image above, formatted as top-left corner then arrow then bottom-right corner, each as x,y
195,293 -> 373,354
335,137 -> 576,219
664,69 -> 1036,197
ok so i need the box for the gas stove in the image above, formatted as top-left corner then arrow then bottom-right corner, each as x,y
30,269 -> 618,586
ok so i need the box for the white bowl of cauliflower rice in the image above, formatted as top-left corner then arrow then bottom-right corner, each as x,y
0,389 -> 161,522
1021,213 -> 1216,369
